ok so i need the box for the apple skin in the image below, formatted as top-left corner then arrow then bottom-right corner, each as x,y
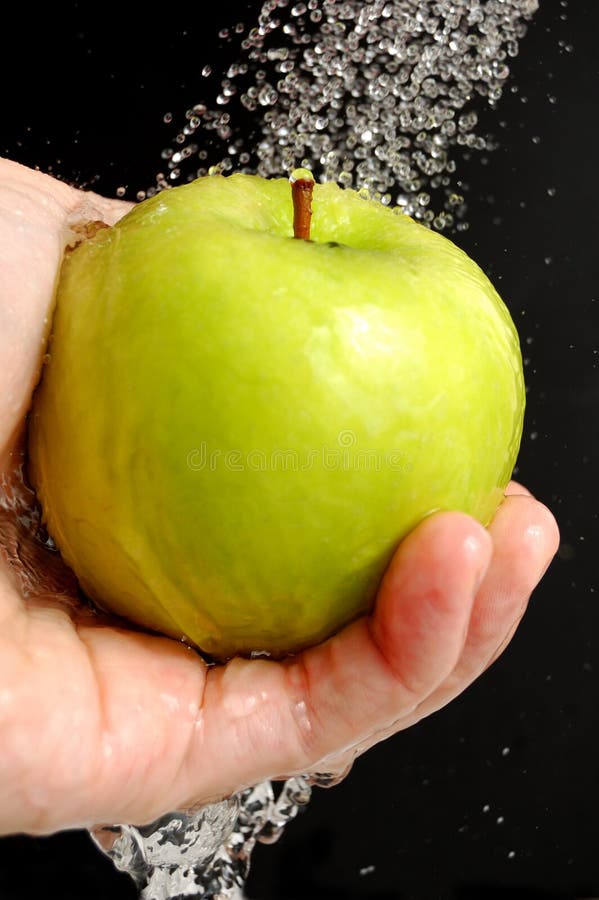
28,173 -> 524,659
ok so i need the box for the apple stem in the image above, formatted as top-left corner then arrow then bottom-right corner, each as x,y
290,168 -> 315,241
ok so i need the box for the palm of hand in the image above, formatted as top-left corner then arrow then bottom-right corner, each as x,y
0,158 -> 559,837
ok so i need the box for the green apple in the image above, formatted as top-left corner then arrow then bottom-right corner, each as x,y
28,172 -> 524,660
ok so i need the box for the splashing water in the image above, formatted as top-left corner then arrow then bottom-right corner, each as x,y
147,0 -> 540,231
91,776 -> 317,899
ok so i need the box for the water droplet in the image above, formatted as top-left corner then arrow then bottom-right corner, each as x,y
151,0 -> 540,233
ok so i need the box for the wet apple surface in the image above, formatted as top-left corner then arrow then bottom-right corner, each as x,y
28,173 -> 524,659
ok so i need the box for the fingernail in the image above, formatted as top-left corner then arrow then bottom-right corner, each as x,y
505,481 -> 534,498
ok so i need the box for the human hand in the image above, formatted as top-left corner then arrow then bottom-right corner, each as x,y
0,157 -> 560,836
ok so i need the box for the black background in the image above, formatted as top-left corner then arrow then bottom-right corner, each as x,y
1,1 -> 598,898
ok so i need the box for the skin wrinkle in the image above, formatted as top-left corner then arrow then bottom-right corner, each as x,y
170,663 -> 209,809
180,662 -> 242,806
368,592 -> 451,701
308,628 -> 381,757
133,644 -> 208,820
204,656 -> 316,788
293,618 -> 414,773
301,619 -> 413,774
370,518 -> 491,698
246,667 -> 305,767
284,654 -> 322,770
306,641 -> 424,775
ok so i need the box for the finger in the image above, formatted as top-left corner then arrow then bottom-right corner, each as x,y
0,162 -> 132,462
304,490 -> 560,771
505,479 -> 532,497
369,491 -> 560,735
472,492 -> 559,668
176,511 -> 492,804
